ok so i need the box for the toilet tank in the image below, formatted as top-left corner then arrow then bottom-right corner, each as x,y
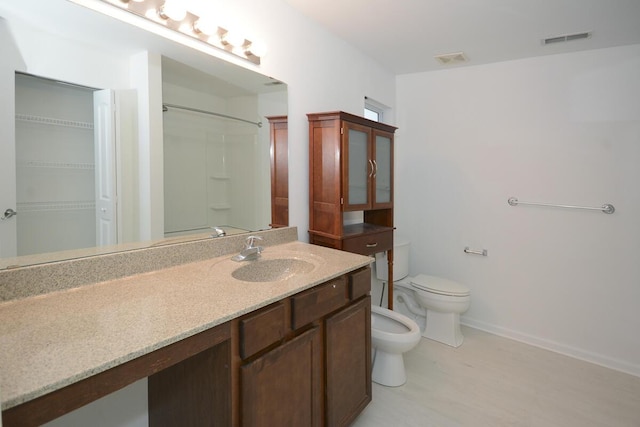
375,237 -> 410,281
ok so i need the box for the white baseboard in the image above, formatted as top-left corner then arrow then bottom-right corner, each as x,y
461,316 -> 640,378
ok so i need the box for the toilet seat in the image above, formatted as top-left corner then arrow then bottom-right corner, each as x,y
410,274 -> 470,297
370,305 -> 421,387
371,305 -> 421,343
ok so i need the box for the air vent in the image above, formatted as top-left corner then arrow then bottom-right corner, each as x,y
543,32 -> 591,45
434,51 -> 468,65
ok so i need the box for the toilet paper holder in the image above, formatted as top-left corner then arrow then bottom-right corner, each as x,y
464,247 -> 488,256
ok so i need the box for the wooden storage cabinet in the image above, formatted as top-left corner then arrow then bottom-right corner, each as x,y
308,111 -> 397,308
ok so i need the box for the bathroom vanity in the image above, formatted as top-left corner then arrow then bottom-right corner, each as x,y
0,229 -> 372,426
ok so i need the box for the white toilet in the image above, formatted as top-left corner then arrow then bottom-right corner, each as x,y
375,237 -> 471,348
371,305 -> 421,387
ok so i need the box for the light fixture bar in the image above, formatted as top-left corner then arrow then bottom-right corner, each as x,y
76,0 -> 264,65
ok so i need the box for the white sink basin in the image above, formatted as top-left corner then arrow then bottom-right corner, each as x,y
231,258 -> 317,282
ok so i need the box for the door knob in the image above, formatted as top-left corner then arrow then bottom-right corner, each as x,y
1,208 -> 17,220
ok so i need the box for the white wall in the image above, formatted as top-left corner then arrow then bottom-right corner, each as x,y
396,44 -> 640,376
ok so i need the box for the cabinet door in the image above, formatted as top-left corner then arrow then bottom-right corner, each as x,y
342,121 -> 372,211
325,296 -> 372,427
241,327 -> 322,427
372,130 -> 393,208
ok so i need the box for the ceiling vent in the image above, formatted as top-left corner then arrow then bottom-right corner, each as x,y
543,32 -> 592,45
434,51 -> 468,65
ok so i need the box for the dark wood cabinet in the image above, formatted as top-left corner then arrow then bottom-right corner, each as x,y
308,111 -> 397,308
267,116 -> 288,228
341,120 -> 394,211
241,327 -> 322,427
237,267 -> 372,427
325,296 -> 371,427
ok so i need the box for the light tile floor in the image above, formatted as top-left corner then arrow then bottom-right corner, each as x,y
353,326 -> 640,427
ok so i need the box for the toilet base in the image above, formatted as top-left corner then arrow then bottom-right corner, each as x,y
371,348 -> 408,387
424,310 -> 464,347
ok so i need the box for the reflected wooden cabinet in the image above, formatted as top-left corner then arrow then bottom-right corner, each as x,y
267,116 -> 288,228
308,111 -> 397,308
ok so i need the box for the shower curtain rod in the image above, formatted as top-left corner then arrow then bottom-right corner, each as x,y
162,103 -> 263,128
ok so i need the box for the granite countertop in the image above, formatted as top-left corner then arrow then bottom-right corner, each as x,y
0,241 -> 371,410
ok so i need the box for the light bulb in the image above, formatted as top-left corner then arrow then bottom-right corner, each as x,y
193,17 -> 218,36
159,0 -> 187,21
222,29 -> 245,47
246,40 -> 267,58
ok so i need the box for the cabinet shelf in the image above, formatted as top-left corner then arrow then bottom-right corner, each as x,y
342,222 -> 393,237
16,114 -> 94,130
17,161 -> 95,170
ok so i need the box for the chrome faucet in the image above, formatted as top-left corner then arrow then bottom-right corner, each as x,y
211,226 -> 226,237
232,235 -> 264,261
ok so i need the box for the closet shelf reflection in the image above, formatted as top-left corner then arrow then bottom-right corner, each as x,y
17,161 -> 95,170
17,201 -> 96,213
16,114 -> 94,129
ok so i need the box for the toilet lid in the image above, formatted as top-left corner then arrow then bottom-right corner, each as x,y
410,274 -> 470,296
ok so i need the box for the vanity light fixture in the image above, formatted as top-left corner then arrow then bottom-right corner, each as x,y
79,0 -> 266,65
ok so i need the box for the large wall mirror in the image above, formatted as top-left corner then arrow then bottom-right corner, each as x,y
0,0 -> 287,270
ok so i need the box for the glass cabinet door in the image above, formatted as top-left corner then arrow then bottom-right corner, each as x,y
344,123 -> 371,210
373,131 -> 393,207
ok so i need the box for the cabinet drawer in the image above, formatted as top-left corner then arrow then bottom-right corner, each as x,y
291,277 -> 348,329
240,302 -> 287,359
349,268 -> 371,300
342,230 -> 392,256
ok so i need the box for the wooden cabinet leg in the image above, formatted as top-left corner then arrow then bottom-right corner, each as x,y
387,249 -> 394,310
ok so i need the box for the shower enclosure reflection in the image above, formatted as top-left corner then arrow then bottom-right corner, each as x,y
161,57 -> 273,236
